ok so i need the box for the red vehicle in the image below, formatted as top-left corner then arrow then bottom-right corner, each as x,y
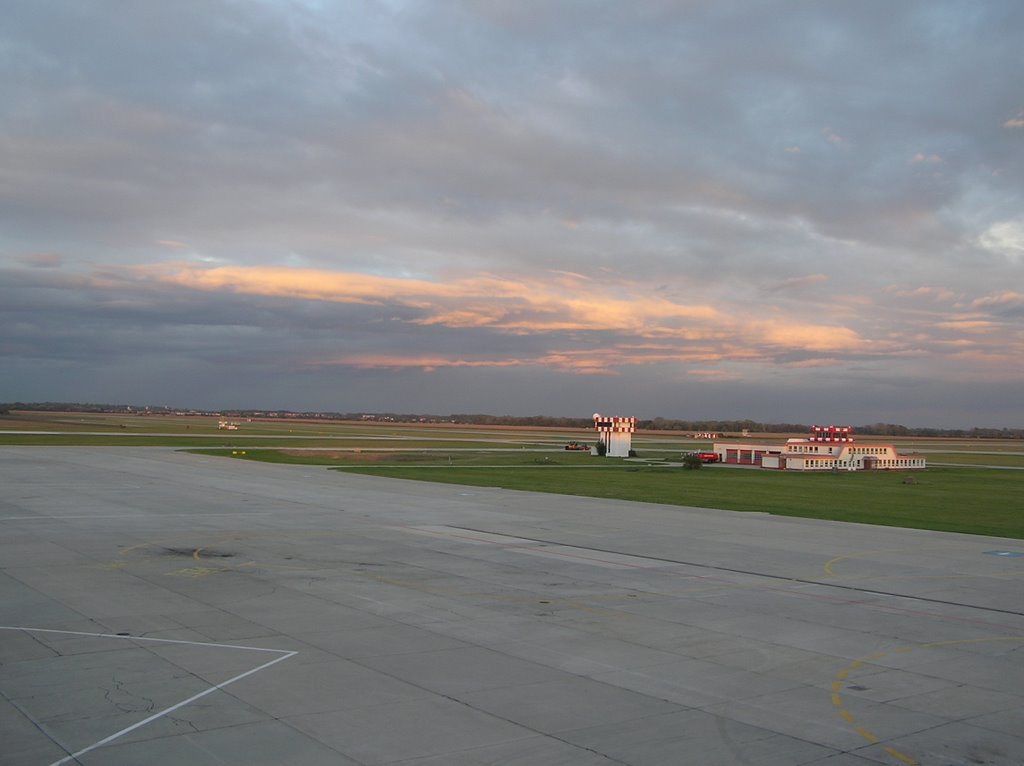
690,451 -> 720,463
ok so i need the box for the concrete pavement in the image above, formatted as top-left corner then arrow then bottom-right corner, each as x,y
1,447 -> 1022,765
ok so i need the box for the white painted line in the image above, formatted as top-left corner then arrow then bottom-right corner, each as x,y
0,627 -> 296,765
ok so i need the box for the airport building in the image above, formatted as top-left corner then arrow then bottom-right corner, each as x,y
593,413 -> 636,457
712,426 -> 926,471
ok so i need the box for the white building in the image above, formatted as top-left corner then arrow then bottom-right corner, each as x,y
712,426 -> 926,471
593,413 -> 636,457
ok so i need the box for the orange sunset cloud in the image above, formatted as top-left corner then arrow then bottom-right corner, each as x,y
135,263 -> 883,372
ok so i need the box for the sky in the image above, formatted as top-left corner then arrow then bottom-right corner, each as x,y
2,1 -> 1022,428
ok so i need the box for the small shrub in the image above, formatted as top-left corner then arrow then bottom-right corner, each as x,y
681,454 -> 704,470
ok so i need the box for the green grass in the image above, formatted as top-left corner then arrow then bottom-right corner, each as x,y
323,463 -> 1024,538
197,446 -> 1024,538
8,411 -> 1024,539
919,452 -> 1024,467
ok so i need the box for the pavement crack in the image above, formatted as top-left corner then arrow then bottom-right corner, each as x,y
103,679 -> 156,715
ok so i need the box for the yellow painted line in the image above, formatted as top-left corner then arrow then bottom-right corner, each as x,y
833,638 -> 1024,766
822,555 -> 845,577
166,566 -> 221,578
821,547 -> 908,578
118,542 -> 153,556
885,747 -> 919,765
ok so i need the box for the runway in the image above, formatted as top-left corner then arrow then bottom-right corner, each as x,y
2,447 -> 1022,765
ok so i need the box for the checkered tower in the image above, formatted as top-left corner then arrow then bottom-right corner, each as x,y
593,413 -> 636,457
809,425 -> 853,442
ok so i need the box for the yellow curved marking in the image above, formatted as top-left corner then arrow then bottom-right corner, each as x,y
118,542 -> 155,557
823,548 -> 903,577
90,561 -> 129,571
824,544 -> 1023,579
166,566 -> 221,578
113,541 -> 250,573
822,555 -> 847,577
832,636 -> 1024,766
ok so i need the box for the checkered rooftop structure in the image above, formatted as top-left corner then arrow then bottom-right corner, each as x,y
593,414 -> 636,433
809,425 -> 853,442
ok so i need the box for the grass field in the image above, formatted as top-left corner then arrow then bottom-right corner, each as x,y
339,464 -> 1024,539
4,411 -> 1023,539
192,446 -> 1024,540
917,452 -> 1024,467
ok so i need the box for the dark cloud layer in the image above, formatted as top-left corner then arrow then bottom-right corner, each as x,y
2,1 -> 1022,426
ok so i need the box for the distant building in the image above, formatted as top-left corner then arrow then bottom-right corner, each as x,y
593,413 -> 636,457
712,426 -> 926,471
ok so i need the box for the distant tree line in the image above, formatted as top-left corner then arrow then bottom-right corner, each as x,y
2,403 -> 1022,438
1,401 -> 137,413
449,414 -> 1024,438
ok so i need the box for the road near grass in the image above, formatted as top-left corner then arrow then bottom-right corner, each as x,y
185,447 -> 1024,540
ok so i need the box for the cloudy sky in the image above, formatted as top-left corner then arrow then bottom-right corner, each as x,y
2,1 -> 1022,427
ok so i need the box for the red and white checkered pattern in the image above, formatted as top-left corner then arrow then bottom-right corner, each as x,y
593,415 -> 636,433
809,425 -> 853,442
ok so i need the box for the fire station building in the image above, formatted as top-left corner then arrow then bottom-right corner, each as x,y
712,426 -> 926,471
